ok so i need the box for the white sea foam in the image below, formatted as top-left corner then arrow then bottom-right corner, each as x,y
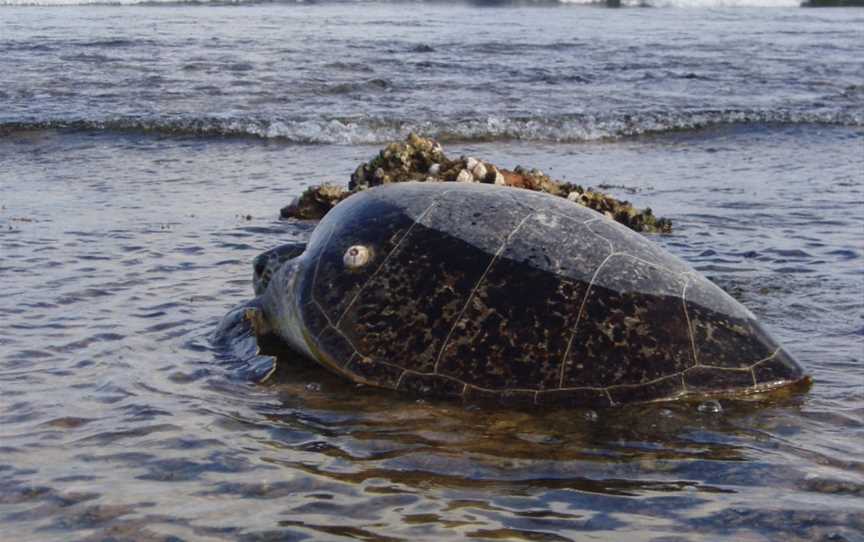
558,0 -> 803,5
2,110 -> 859,144
0,0 -> 290,5
621,0 -> 802,6
0,0 -> 807,6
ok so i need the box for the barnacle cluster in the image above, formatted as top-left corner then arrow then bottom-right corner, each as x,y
281,134 -> 672,233
279,183 -> 351,220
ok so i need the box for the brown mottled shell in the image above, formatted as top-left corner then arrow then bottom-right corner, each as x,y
284,182 -> 805,406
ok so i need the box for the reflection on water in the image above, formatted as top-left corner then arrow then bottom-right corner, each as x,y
1,126 -> 862,541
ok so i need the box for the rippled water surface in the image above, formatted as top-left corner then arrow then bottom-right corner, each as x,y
2,3 -> 864,541
2,125 -> 862,541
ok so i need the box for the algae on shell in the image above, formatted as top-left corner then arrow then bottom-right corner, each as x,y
280,134 -> 672,234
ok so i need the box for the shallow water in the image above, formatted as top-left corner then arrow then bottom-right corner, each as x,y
2,124 -> 862,541
2,2 -> 864,541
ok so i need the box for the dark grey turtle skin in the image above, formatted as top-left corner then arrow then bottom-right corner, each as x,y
252,181 -> 808,407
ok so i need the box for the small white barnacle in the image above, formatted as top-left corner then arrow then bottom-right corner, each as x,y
428,163 -> 441,176
456,169 -> 474,183
494,170 -> 505,185
471,162 -> 487,181
465,156 -> 478,170
343,245 -> 372,269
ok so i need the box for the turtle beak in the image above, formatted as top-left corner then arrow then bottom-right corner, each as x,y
253,255 -> 267,277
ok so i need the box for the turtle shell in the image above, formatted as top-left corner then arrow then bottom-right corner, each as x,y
278,182 -> 806,406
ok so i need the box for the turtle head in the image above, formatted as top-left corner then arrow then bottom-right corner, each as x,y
252,242 -> 307,296
257,247 -> 319,361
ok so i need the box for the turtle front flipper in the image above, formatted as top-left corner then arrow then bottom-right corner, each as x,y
244,305 -> 273,337
253,242 -> 307,296
214,298 -> 279,383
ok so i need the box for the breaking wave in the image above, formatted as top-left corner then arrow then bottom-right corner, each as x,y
1,111 -> 860,144
0,0 -> 846,6
560,0 -> 803,5
0,0 -> 274,4
0,0 -> 267,4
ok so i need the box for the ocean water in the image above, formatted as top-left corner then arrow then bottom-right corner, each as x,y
1,3 -> 863,542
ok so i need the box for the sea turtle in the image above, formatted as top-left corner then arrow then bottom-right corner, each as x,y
241,181 -> 808,407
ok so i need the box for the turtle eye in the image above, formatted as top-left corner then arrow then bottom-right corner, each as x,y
343,245 -> 372,269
